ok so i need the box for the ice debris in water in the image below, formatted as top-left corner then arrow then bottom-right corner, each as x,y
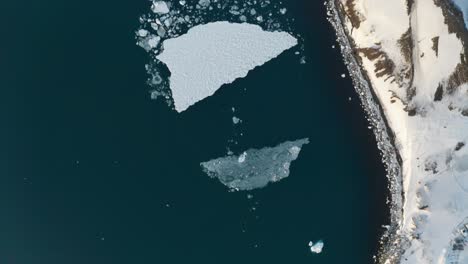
200,138 -> 309,191
308,240 -> 324,254
232,116 -> 241,124
136,0 -> 304,107
152,1 -> 170,14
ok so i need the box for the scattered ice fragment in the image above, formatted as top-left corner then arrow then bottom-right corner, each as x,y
137,29 -> 149,37
308,240 -> 324,254
164,18 -> 172,27
200,138 -> 309,191
300,56 -> 307,64
232,116 -> 241,124
247,194 -> 254,199
148,35 -> 161,49
341,73 -> 346,78
179,0 -> 186,5
198,0 -> 210,8
238,152 -> 247,163
151,1 -> 170,14
280,8 -> 287,15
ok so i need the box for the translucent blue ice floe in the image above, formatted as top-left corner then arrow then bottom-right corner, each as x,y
200,138 -> 309,191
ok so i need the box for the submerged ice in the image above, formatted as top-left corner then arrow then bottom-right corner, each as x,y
200,138 -> 309,191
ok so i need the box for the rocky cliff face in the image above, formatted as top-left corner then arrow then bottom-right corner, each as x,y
329,0 -> 468,263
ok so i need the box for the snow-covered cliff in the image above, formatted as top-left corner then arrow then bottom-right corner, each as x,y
329,0 -> 468,263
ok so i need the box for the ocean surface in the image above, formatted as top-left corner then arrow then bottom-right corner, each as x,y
0,0 -> 389,263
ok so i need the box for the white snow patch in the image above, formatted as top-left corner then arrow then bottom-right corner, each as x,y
156,21 -> 297,112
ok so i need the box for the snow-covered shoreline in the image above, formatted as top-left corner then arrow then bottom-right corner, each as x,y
329,0 -> 468,263
326,2 -> 406,262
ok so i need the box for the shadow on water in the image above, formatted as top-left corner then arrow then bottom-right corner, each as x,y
0,0 -> 388,263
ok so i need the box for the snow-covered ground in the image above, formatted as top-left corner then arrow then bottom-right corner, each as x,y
156,22 -> 297,112
329,0 -> 468,263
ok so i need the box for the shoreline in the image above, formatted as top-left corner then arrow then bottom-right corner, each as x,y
326,1 -> 407,263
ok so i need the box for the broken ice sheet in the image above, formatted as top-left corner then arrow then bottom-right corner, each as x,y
200,138 -> 309,191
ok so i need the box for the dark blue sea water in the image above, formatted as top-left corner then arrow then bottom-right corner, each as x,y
0,0 -> 388,263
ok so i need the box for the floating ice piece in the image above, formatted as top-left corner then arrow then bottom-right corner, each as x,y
137,34 -> 161,51
238,152 -> 247,163
198,0 -> 211,8
156,21 -> 297,112
137,29 -> 149,37
232,116 -> 241,124
200,138 -> 309,191
308,240 -> 324,254
151,1 -> 170,14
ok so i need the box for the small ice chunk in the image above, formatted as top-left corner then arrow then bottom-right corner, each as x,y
232,116 -> 241,124
137,29 -> 149,37
164,18 -> 172,27
179,0 -> 186,5
238,152 -> 247,163
148,35 -> 161,48
341,73 -> 346,78
138,35 -> 161,51
308,240 -> 324,254
198,0 -> 210,7
280,8 -> 287,15
151,1 -> 170,14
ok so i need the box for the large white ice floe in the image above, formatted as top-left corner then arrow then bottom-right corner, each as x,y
156,21 -> 297,112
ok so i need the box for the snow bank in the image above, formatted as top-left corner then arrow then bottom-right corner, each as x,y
156,21 -> 297,112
